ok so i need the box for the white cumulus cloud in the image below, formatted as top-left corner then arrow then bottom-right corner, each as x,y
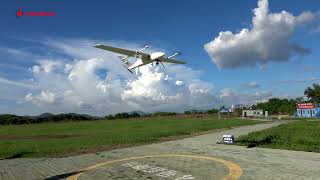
25,90 -> 56,105
175,80 -> 183,86
32,60 -> 62,74
204,0 -> 314,69
0,37 -> 289,115
17,39 -> 220,115
218,88 -> 273,105
245,81 -> 261,88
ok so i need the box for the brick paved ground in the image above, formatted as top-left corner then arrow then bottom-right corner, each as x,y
1,121 -> 320,180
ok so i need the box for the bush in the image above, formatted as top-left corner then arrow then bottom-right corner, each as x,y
114,113 -> 130,119
152,112 -> 177,116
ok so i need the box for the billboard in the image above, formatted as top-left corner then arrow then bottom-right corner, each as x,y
297,103 -> 315,109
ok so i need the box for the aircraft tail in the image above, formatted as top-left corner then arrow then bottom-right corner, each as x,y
122,64 -> 133,74
118,56 -> 133,74
118,56 -> 131,67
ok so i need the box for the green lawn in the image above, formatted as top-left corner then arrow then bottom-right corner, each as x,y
0,117 -> 259,158
235,120 -> 320,153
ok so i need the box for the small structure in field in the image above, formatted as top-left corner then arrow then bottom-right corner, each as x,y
242,109 -> 263,117
218,108 -> 230,119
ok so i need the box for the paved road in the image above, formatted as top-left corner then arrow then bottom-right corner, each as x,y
1,120 -> 320,180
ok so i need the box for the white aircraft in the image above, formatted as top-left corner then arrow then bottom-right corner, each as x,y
94,44 -> 186,73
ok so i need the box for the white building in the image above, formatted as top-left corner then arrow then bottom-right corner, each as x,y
242,109 -> 264,117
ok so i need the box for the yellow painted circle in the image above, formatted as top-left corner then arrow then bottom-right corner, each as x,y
67,154 -> 242,180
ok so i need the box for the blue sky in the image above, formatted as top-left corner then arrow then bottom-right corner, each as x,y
0,0 -> 320,115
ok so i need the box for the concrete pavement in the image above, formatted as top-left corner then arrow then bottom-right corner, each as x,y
1,120 -> 320,180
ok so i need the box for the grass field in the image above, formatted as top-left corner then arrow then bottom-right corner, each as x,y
0,116 -> 259,159
235,120 -> 320,153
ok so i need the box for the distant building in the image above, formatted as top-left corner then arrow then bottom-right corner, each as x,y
242,109 -> 263,117
230,105 -> 235,112
296,103 -> 320,118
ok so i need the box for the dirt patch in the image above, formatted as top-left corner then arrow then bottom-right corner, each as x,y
0,134 -> 82,140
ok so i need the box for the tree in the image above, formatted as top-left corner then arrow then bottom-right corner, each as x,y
152,112 -> 176,116
130,112 -> 140,118
255,98 -> 297,115
295,97 -> 304,103
114,113 -> 130,119
219,106 -> 226,110
304,83 -> 320,102
207,108 -> 218,114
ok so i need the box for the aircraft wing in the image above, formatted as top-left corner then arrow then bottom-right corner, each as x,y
128,59 -> 145,70
93,44 -> 149,58
159,58 -> 186,64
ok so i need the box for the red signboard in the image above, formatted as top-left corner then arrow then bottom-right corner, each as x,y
297,103 -> 315,109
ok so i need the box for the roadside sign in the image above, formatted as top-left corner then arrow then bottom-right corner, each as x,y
223,135 -> 234,144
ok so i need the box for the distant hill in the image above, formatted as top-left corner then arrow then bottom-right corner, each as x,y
0,113 -> 101,125
0,109 -> 216,125
0,111 -> 152,125
38,113 -> 55,118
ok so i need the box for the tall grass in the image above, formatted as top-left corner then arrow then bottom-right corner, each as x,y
236,120 -> 320,152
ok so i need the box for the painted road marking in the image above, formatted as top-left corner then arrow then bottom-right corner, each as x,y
122,161 -> 195,179
66,154 -> 242,180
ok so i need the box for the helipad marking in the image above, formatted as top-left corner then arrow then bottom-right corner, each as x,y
122,161 -> 195,179
66,154 -> 242,180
